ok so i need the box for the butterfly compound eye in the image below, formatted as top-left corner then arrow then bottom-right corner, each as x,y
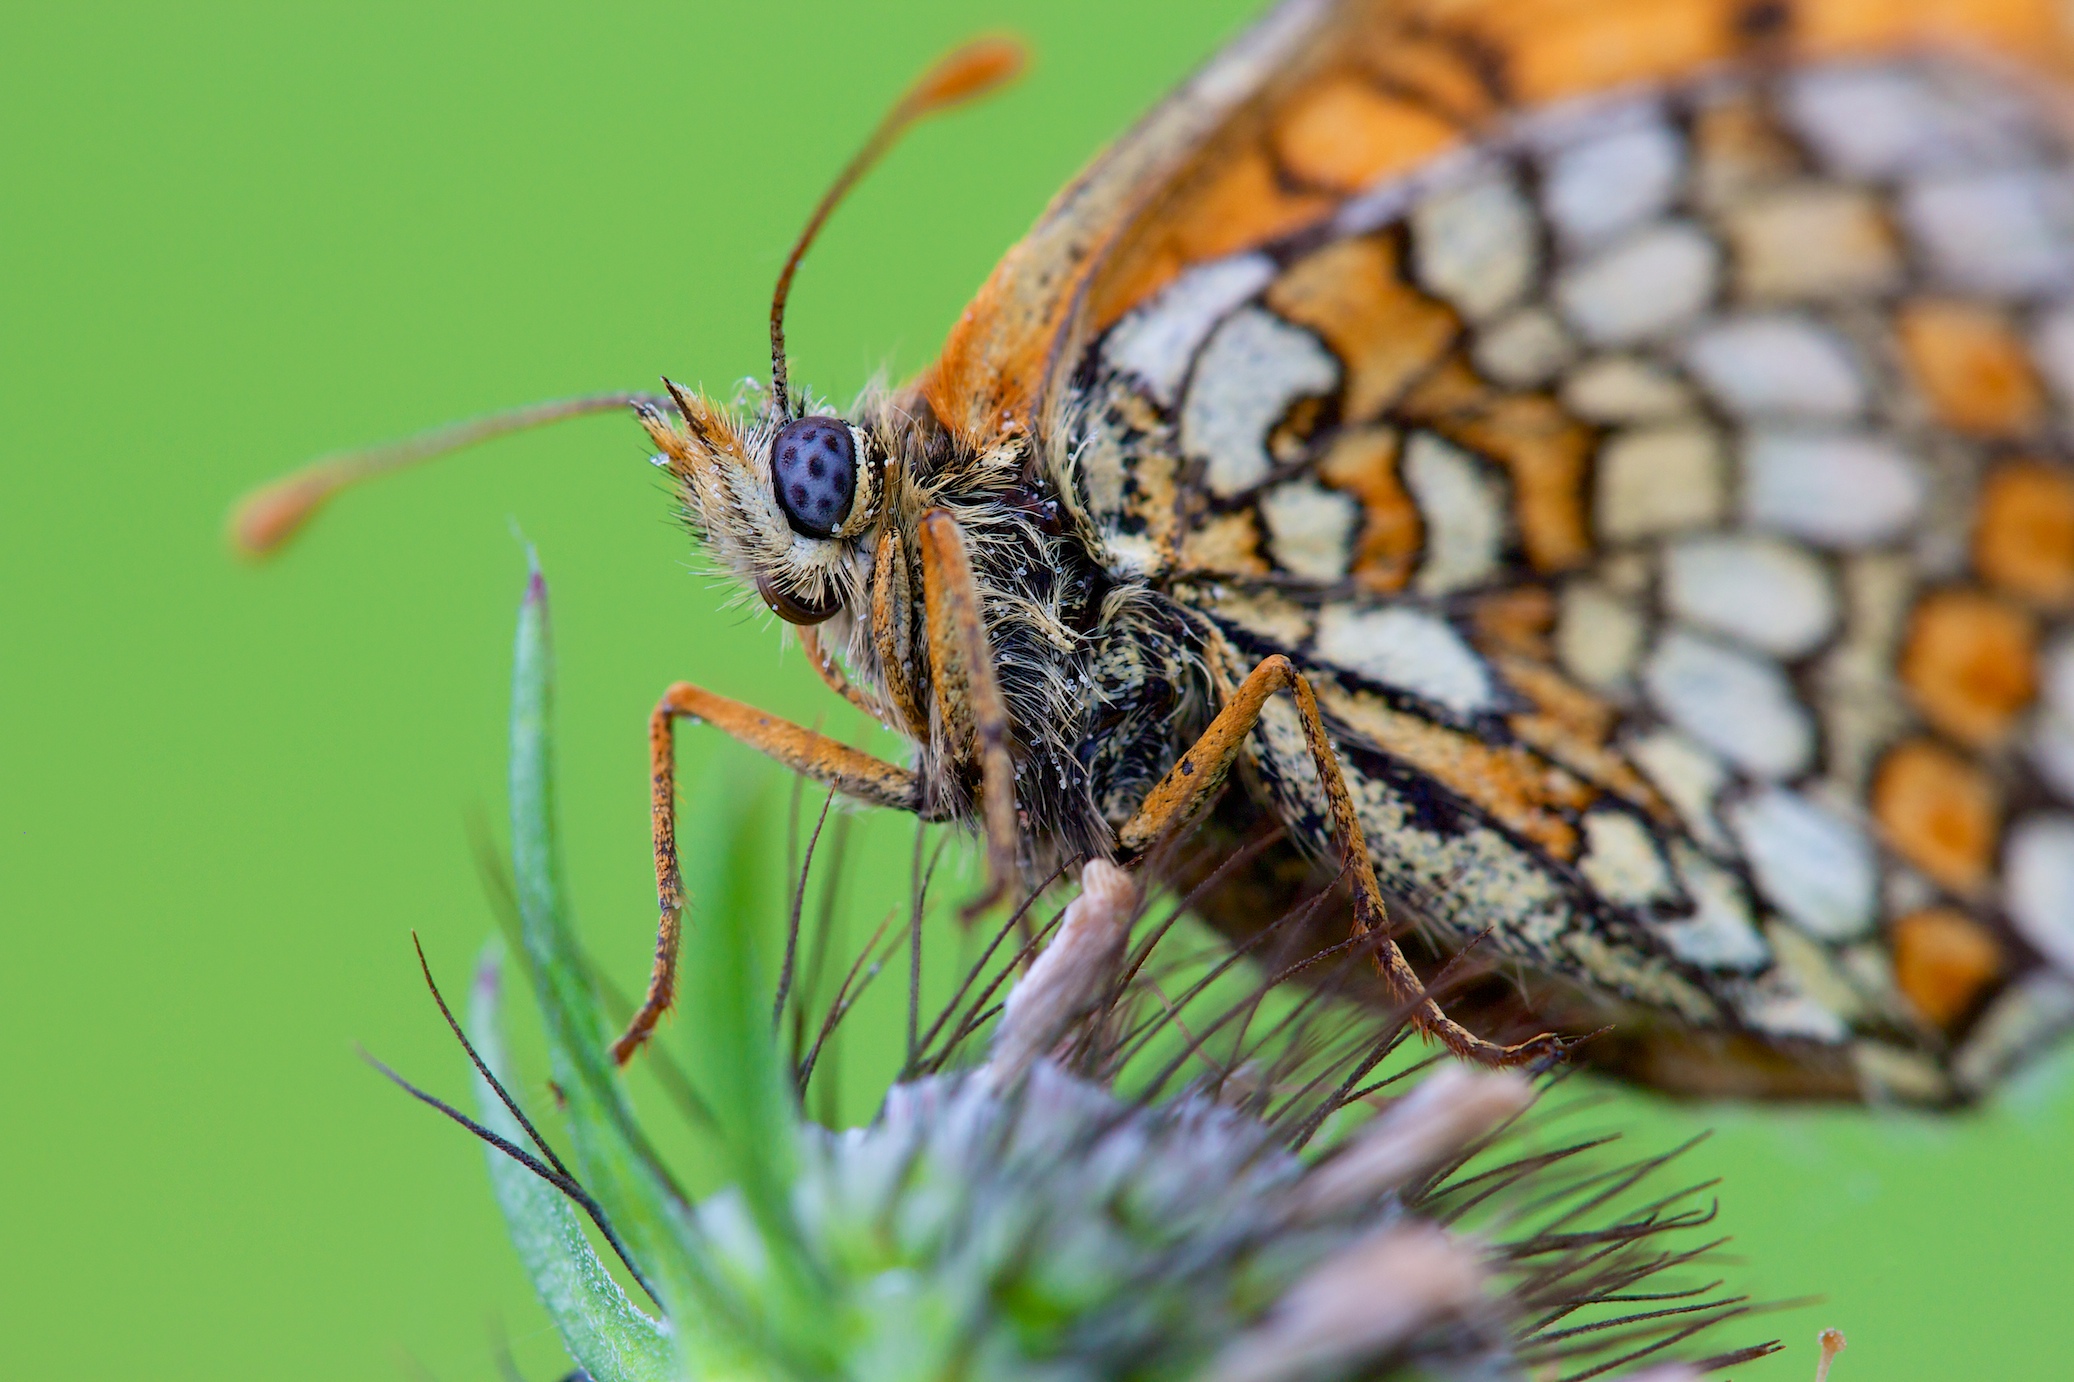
771,417 -> 857,538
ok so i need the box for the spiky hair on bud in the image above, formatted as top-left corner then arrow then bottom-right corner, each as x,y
368,564 -> 1793,1382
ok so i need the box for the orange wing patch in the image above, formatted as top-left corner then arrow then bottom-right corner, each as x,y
1315,426 -> 1422,592
1265,234 -> 1460,422
1795,0 -> 2073,64
1319,682 -> 1595,861
1400,356 -> 1594,573
1897,300 -> 2047,438
1471,587 -> 1559,661
1872,737 -> 2000,893
1892,907 -> 2006,1028
1353,32 -> 1501,124
1900,589 -> 2040,746
1179,509 -> 1272,576
1493,653 -> 1675,817
1975,460 -> 2074,608
1461,0 -> 1747,104
1272,75 -> 1461,193
1086,139 -> 1332,351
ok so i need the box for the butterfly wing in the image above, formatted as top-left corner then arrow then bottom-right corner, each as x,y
928,0 -> 2074,452
925,0 -> 2074,1101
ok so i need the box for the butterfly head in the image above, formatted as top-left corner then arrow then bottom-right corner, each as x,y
620,37 -> 1027,630
639,381 -> 887,627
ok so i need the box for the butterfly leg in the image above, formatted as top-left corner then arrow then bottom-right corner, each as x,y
1116,655 -> 1560,1069
611,682 -> 930,1064
799,624 -> 886,722
917,508 -> 1020,917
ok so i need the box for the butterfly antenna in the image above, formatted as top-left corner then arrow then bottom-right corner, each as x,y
233,38 -> 1022,559
767,35 -> 1026,420
227,389 -> 669,558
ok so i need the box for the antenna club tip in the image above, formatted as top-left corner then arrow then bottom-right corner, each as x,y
1814,1328 -> 1847,1382
913,35 -> 1028,112
226,472 -> 339,559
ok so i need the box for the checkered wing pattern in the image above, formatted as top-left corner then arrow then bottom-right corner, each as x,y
1049,8 -> 2074,1102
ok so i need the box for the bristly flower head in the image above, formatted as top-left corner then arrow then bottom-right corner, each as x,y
376,564 -> 1791,1382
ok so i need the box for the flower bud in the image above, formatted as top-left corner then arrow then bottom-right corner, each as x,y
1205,1223 -> 1485,1382
982,859 -> 1137,1089
1289,1065 -> 1535,1217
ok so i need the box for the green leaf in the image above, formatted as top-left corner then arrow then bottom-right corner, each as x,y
506,556 -> 837,1376
508,557 -> 745,1378
667,764 -> 839,1362
673,768 -> 802,1252
467,939 -> 676,1382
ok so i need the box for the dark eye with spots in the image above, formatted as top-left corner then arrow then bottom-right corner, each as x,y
771,416 -> 857,538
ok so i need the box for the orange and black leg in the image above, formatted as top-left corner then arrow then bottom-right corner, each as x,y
1116,655 -> 1560,1068
917,508 -> 1020,917
611,683 -> 929,1063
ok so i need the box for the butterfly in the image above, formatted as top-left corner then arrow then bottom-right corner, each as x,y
236,0 -> 2074,1105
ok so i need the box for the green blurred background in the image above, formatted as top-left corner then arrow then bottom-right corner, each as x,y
4,1 -> 2071,1376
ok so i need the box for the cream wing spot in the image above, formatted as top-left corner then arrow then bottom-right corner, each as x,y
1556,579 -> 1646,692
1595,422 -> 1726,542
1734,974 -> 1850,1042
1077,383 -> 1177,556
2006,814 -> 2074,974
2031,715 -> 2074,802
1561,929 -> 1720,1023
2044,633 -> 2074,725
1814,553 -> 1919,802
1259,479 -> 1359,582
1555,221 -> 1721,346
1401,430 -> 1504,595
1103,532 -> 1161,576
1562,356 -> 1692,421
1741,430 -> 1926,548
1409,172 -> 1539,322
1541,118 -> 1684,250
1682,315 -> 1867,419
1630,727 -> 1731,851
1315,605 -> 1494,717
1078,404 -> 1134,524
1180,307 -> 1339,498
1663,534 -> 1837,659
1722,184 -> 1902,303
1643,630 -> 1814,780
1902,169 -> 2074,299
1725,788 -> 1878,942
1104,254 -> 1278,406
1578,809 -> 1678,909
1200,585 -> 1314,648
1783,62 -> 2030,179
1767,922 -> 1868,1025
1472,306 -> 1576,387
1658,843 -> 1771,970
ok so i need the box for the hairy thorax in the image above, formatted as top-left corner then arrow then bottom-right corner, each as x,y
780,391 -> 1219,873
